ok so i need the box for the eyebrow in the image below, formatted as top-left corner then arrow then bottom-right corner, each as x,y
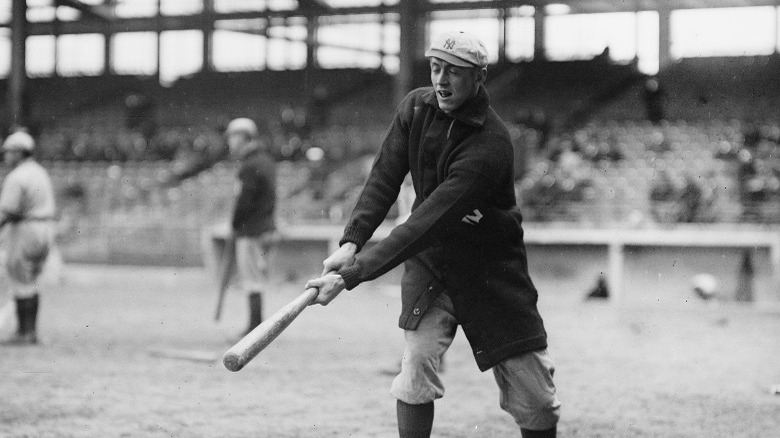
430,60 -> 462,70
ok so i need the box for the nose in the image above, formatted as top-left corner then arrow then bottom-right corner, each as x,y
434,71 -> 448,86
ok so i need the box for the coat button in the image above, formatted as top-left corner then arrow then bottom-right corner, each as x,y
412,308 -> 421,315
428,286 -> 434,292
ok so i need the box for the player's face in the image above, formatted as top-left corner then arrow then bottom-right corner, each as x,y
226,132 -> 247,157
3,150 -> 23,166
430,58 -> 485,113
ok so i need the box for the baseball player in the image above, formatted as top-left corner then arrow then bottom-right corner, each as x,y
306,31 -> 560,437
0,130 -> 57,345
224,118 -> 277,335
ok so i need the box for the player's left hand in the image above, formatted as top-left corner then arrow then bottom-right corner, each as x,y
306,273 -> 346,306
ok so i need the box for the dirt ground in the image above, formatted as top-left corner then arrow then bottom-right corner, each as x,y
1,264 -> 778,437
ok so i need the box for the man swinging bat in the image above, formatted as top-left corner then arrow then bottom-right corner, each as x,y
304,31 -> 561,438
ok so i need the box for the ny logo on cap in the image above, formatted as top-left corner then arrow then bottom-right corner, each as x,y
443,38 -> 456,50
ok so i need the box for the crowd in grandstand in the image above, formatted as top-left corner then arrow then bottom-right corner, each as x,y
4,62 -> 776,234
513,118 -> 778,225
18,112 -> 777,236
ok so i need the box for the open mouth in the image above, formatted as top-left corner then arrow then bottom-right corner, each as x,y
437,90 -> 452,98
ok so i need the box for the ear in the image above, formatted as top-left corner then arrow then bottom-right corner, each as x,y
475,67 -> 487,85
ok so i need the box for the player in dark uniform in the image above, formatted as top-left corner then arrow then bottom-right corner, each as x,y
225,118 -> 277,335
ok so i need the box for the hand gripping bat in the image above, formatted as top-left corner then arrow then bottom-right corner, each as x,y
222,286 -> 319,372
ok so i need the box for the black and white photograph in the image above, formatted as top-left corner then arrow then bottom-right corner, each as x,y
0,1 -> 778,437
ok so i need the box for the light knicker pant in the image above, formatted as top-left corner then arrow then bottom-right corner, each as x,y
390,292 -> 561,431
3,222 -> 53,299
234,235 -> 272,294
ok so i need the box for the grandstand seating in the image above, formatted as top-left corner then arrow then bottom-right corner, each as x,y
0,116 -> 768,266
515,119 -> 767,225
30,118 -> 775,234
2,59 -> 778,264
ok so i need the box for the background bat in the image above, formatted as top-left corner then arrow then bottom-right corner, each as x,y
213,234 -> 236,321
223,286 -> 319,372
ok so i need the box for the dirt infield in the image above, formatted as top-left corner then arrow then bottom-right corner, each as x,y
1,264 -> 778,437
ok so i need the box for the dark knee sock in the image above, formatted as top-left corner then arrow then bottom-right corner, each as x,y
521,426 -> 556,438
397,400 -> 434,438
28,294 -> 39,335
14,297 -> 25,335
247,292 -> 263,333
15,294 -> 39,335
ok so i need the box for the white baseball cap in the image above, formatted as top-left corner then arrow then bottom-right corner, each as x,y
2,131 -> 35,152
225,118 -> 259,138
425,31 -> 489,68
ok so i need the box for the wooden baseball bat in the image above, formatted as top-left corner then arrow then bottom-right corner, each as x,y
223,286 -> 319,372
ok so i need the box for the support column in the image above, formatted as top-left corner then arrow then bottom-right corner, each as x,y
156,0 -> 163,84
304,10 -> 320,70
395,0 -> 425,106
103,20 -> 111,75
658,7 -> 672,71
498,8 -> 507,63
533,6 -> 546,61
775,5 -> 779,54
201,0 -> 214,74
9,0 -> 28,127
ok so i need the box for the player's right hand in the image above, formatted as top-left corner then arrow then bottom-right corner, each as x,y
321,242 -> 357,275
306,273 -> 346,306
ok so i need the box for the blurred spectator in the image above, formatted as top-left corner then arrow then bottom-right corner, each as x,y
515,108 -> 551,152
646,128 -> 672,154
517,156 -> 594,221
308,85 -> 331,131
649,169 -> 678,203
305,144 -> 330,201
548,137 -> 582,172
124,93 -> 157,140
589,141 -> 624,162
584,274 -> 610,300
677,175 -> 703,223
649,168 -> 683,223
644,77 -> 665,124
279,105 -> 297,138
738,141 -> 780,222
594,47 -> 612,63
57,181 -> 88,242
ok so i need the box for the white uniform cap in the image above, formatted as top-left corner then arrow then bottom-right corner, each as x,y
425,31 -> 489,68
2,131 -> 35,152
225,118 -> 259,138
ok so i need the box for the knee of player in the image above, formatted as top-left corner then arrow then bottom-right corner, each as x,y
402,343 -> 442,368
500,394 -> 561,431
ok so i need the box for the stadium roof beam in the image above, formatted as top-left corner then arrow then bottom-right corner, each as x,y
298,0 -> 333,12
18,0 -> 780,36
53,0 -> 114,21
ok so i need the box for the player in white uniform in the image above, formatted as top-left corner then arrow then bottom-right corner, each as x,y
0,131 -> 57,345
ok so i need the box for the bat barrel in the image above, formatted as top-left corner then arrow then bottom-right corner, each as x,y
223,287 -> 319,372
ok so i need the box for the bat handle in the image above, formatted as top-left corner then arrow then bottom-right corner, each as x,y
222,287 -> 319,372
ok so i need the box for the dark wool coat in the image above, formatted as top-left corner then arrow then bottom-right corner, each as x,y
232,149 -> 277,237
337,85 -> 548,371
